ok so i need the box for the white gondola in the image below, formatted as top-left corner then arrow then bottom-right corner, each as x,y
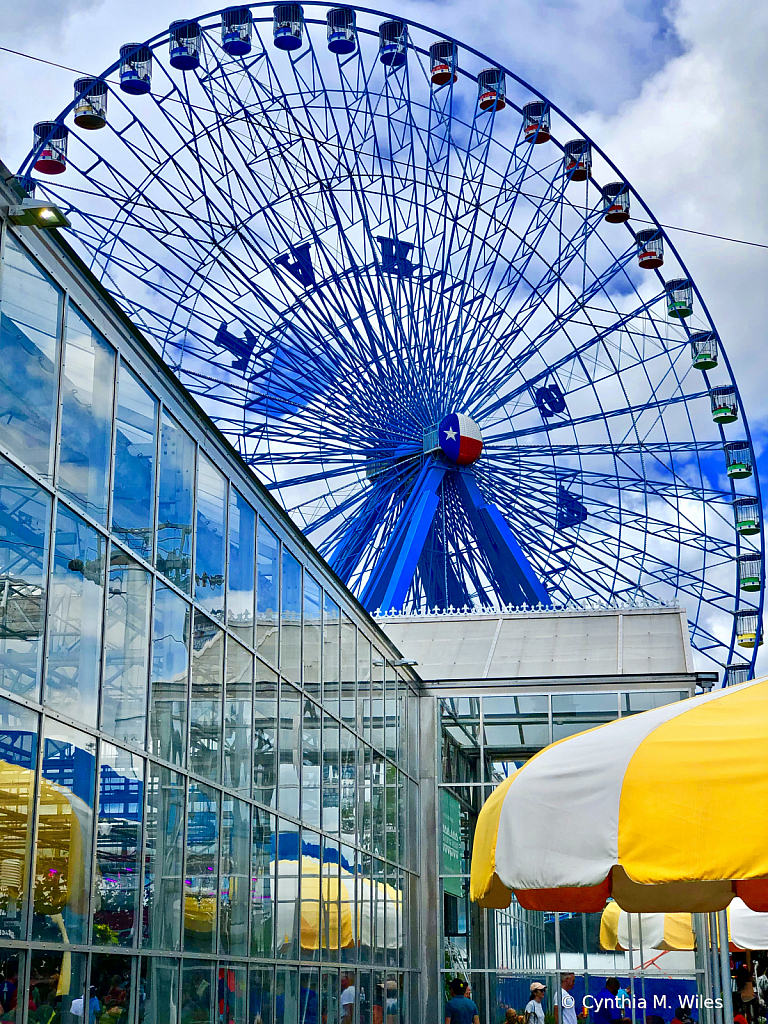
119,44 -> 152,95
709,386 -> 738,424
690,331 -> 718,371
602,182 -> 630,223
478,68 -> 505,111
725,662 -> 750,685
74,78 -> 108,130
724,441 -> 752,480
733,497 -> 760,537
563,139 -> 591,182
429,40 -> 457,86
274,4 -> 304,51
327,7 -> 356,55
33,122 -> 68,175
522,101 -> 550,143
222,7 -> 252,56
169,19 -> 202,70
735,609 -> 762,649
738,553 -> 761,593
379,19 -> 406,67
635,228 -> 663,269
666,277 -> 693,319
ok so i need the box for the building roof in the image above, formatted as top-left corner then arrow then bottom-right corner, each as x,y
378,605 -> 696,684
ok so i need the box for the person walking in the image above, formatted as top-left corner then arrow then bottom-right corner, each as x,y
446,978 -> 480,1024
555,973 -> 580,1024
525,983 -> 546,1024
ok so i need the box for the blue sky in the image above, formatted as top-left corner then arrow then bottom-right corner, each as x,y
1,0 -> 767,670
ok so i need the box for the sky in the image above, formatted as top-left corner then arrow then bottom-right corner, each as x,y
1,0 -> 767,669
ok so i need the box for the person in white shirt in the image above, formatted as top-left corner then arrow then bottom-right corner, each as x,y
525,983 -> 546,1024
555,973 -> 579,1024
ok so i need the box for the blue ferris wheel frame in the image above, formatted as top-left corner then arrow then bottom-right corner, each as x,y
18,2 -> 765,681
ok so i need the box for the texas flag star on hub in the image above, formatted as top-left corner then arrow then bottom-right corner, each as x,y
438,413 -> 483,466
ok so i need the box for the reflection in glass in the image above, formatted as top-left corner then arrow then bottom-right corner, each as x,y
93,743 -> 143,948
144,763 -> 184,951
0,234 -> 62,480
254,662 -> 278,808
371,652 -> 384,752
281,550 -> 301,684
184,782 -> 219,953
219,964 -> 247,1024
275,967 -> 298,1024
300,966 -> 320,1019
385,663 -> 397,761
90,952 -> 139,1021
228,487 -> 255,644
256,522 -> 279,667
278,683 -> 301,820
0,697 -> 37,941
220,796 -> 250,956
251,809 -> 275,957
102,549 -> 150,747
181,961 -> 215,1024
0,456 -> 50,700
302,698 -> 321,829
33,721 -> 96,944
30,950 -> 86,1024
195,453 -> 226,621
249,966 -> 273,1024
322,714 -> 340,837
341,614 -> 356,731
359,636 -> 371,743
112,363 -> 156,561
322,969 -> 339,1024
622,690 -> 689,714
150,584 -> 189,766
58,302 -> 115,524
139,956 -> 179,1024
157,411 -> 194,593
303,574 -> 321,696
224,638 -> 252,796
371,754 -> 386,861
44,505 -> 104,725
482,695 -> 546,781
324,594 -> 340,717
190,611 -> 223,783
339,727 -> 356,846
385,765 -> 398,863
0,949 -> 23,1023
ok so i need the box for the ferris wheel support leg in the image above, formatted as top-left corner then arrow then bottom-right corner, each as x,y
360,463 -> 448,613
456,472 -> 551,608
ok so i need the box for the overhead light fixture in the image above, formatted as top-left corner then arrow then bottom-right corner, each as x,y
6,198 -> 70,229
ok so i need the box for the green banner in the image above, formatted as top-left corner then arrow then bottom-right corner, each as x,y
441,790 -> 464,898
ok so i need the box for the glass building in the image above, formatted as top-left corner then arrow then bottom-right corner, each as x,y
0,181 -> 420,1024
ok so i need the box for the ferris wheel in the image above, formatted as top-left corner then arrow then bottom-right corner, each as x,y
18,3 -> 764,676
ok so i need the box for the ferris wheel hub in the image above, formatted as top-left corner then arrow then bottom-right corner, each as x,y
438,413 -> 483,466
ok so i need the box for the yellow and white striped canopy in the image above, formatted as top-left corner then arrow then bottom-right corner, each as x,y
471,678 -> 768,914
600,899 -> 768,951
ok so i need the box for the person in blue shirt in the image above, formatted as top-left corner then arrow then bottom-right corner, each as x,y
446,978 -> 480,1024
591,979 -> 631,1024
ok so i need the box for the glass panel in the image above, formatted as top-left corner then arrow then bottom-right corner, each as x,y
0,696 -> 37,941
281,550 -> 301,684
324,594 -> 340,717
184,781 -> 219,953
58,302 -> 115,524
340,972 -> 356,1023
358,636 -> 371,744
93,742 -> 143,947
34,721 -> 96,944
150,583 -> 189,767
156,411 -> 194,593
143,763 -> 184,951
220,796 -> 250,956
300,968 -> 320,1023
371,653 -> 384,752
300,834 -> 321,961
254,660 -> 278,808
251,808 -> 275,957
256,522 -> 279,667
303,574 -> 321,697
278,682 -> 301,819
341,615 -> 356,732
321,841 -> 341,959
302,697 -> 321,829
219,964 -> 247,1024
371,753 -> 386,859
190,610 -> 223,783
482,694 -> 547,781
90,952 -> 138,1021
359,744 -> 372,853
621,690 -> 689,714
323,714 -> 340,837
385,664 -> 397,761
552,692 -> 619,741
339,726 -> 356,845
112,362 -> 156,561
322,970 -> 339,1024
30,951 -> 86,1024
385,764 -> 398,863
139,956 -> 179,1024
275,819 -> 299,960
0,234 -> 62,480
228,487 -> 255,645
275,968 -> 298,1024
0,949 -> 24,1024
359,971 -> 372,1022
44,504 -> 105,725
250,967 -> 274,1024
181,961 -> 215,1024
194,452 -> 226,621
0,455 -> 50,700
102,549 -> 150,746
224,637 -> 252,796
